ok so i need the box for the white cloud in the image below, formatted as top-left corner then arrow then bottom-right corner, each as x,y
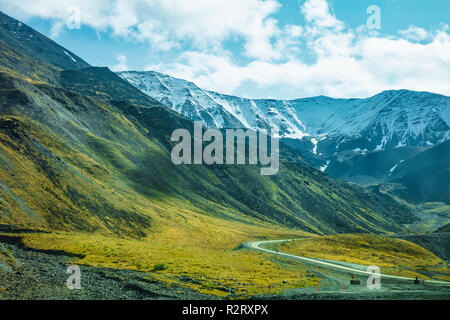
301,0 -> 343,30
0,0 -> 281,60
1,0 -> 449,99
50,20 -> 65,38
110,54 -> 128,72
398,25 -> 431,42
149,0 -> 450,99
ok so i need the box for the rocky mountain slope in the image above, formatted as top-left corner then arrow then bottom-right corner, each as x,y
0,11 -> 89,71
0,10 -> 415,235
389,140 -> 450,204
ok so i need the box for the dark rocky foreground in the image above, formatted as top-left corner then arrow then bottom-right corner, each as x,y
1,226 -> 449,300
0,236 -> 212,300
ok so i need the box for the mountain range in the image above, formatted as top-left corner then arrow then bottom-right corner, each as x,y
0,10 -> 416,236
119,71 -> 450,204
119,71 -> 450,156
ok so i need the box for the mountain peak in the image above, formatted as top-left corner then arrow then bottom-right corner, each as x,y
0,10 -> 90,71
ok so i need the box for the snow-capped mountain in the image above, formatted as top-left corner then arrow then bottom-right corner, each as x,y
119,71 -> 310,139
118,71 -> 450,156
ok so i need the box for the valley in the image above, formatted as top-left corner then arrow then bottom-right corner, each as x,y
0,10 -> 448,300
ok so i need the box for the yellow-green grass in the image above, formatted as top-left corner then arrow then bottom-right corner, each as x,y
278,234 -> 446,279
2,214 -> 318,297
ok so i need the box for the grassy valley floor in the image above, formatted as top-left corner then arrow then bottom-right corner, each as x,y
0,217 -> 319,298
2,225 -> 449,299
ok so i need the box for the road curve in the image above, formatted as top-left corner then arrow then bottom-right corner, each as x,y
244,239 -> 450,285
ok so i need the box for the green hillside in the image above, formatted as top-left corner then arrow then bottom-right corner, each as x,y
0,70 -> 415,235
0,10 -> 426,296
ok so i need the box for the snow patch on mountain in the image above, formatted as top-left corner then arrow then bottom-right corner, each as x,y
320,160 -> 331,172
389,160 -> 405,175
64,51 -> 77,62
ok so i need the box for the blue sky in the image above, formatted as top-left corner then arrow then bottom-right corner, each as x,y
0,0 -> 449,99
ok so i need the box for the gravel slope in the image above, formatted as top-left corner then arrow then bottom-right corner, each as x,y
0,235 -> 213,300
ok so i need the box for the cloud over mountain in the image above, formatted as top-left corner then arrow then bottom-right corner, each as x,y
1,0 -> 449,99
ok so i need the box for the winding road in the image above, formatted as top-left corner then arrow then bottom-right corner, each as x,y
244,239 -> 450,285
